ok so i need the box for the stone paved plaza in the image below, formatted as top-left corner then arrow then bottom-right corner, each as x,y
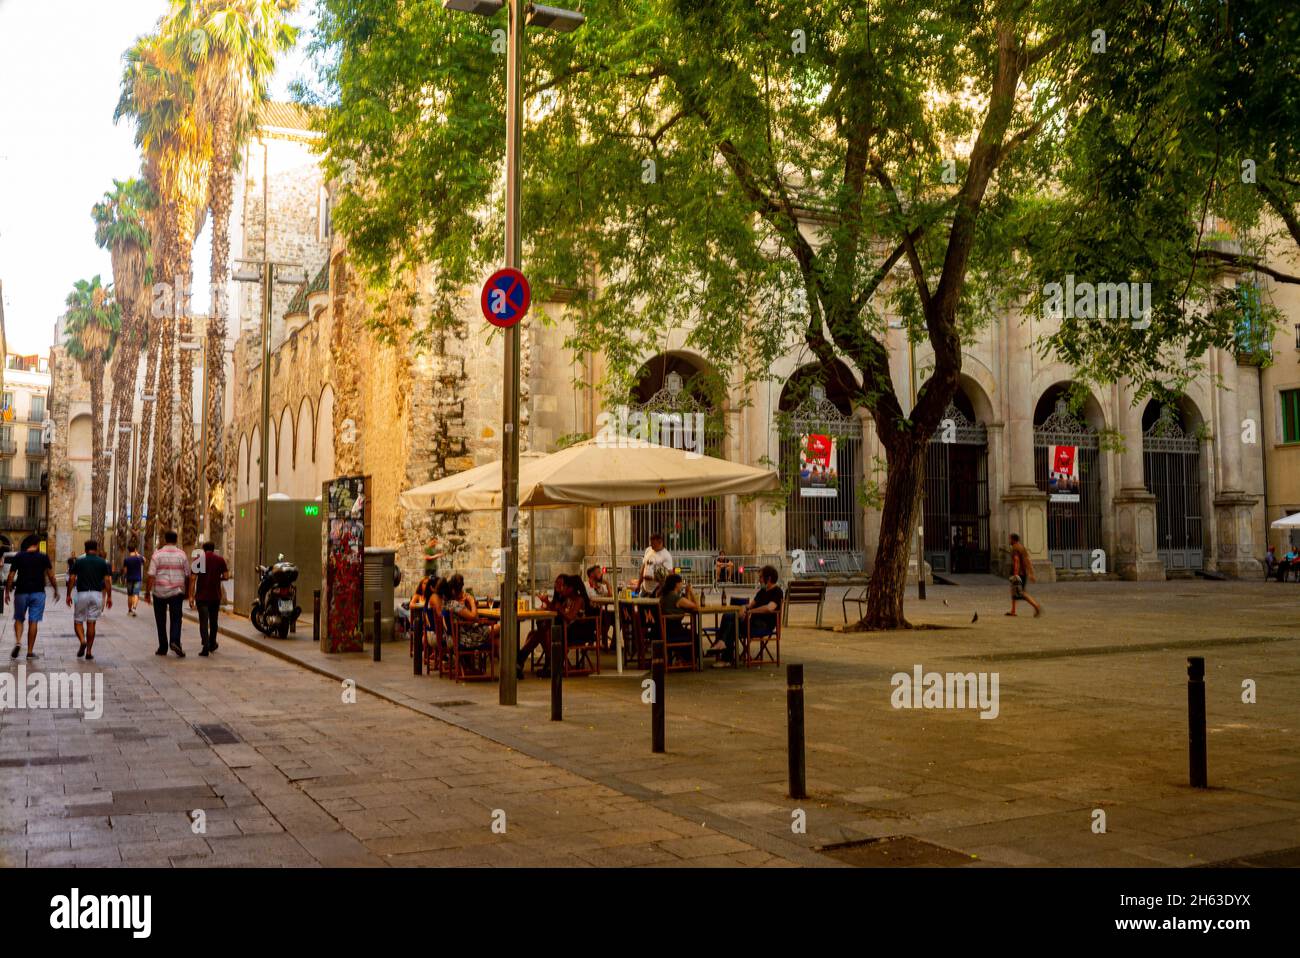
2,577 -> 1298,868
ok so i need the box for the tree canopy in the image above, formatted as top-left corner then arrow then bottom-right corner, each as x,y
300,0 -> 1295,625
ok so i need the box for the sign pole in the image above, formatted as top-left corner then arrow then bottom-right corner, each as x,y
499,0 -> 524,706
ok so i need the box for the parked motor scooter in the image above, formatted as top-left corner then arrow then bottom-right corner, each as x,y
251,555 -> 301,639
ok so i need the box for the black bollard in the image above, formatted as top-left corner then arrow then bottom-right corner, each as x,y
651,638 -> 665,753
550,626 -> 563,721
1188,656 -> 1207,788
787,663 -> 807,799
312,590 -> 321,646
373,601 -> 382,663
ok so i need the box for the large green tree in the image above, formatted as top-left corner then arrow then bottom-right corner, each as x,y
304,0 -> 1284,627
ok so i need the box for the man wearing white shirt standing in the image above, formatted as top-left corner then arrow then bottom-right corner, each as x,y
636,532 -> 674,597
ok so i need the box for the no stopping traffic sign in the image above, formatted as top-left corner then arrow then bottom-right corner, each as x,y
481,267 -> 531,328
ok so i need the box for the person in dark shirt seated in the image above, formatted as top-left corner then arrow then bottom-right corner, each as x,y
713,564 -> 783,667
658,573 -> 701,664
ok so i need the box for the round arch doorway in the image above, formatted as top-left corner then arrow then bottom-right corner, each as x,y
627,353 -> 725,554
1142,400 -> 1204,572
924,389 -> 991,574
779,362 -> 864,573
1033,385 -> 1104,572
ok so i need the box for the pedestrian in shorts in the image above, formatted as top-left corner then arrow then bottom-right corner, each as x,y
67,540 -> 113,660
5,535 -> 58,659
1006,533 -> 1043,618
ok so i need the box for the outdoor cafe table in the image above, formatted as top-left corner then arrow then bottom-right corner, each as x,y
477,608 -> 557,621
693,604 -> 743,667
592,596 -> 659,670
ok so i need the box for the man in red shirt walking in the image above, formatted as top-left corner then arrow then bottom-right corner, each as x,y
1006,532 -> 1043,618
189,541 -> 230,656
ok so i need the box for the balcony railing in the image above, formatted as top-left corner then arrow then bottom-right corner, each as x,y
0,517 -> 38,531
24,444 -> 46,458
0,439 -> 15,456
0,476 -> 45,492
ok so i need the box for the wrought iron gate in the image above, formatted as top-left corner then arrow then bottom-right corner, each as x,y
781,387 -> 864,570
1034,400 -> 1103,571
630,372 -> 725,552
925,402 -> 991,574
1143,406 -> 1204,572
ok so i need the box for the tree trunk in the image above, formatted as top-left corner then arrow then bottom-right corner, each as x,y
179,302 -> 197,550
205,134 -> 234,551
856,437 -> 928,630
136,328 -> 160,555
89,358 -> 106,547
107,309 -> 142,562
155,314 -> 176,538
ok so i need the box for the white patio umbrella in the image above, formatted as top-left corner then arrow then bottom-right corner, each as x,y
1270,514 -> 1300,529
450,439 -> 781,673
399,452 -> 548,512
399,451 -> 550,594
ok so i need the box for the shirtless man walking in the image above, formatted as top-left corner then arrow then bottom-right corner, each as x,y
1006,533 -> 1042,617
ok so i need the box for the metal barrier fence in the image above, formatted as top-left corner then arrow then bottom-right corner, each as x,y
582,552 -> 787,592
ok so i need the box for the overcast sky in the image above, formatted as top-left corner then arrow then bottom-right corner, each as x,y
0,0 -> 316,355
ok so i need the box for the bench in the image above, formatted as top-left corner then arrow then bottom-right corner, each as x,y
783,578 -> 828,627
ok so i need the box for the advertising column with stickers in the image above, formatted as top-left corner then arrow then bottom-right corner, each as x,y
323,476 -> 369,653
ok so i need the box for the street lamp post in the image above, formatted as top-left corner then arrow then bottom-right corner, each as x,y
442,0 -> 584,707
909,335 -> 926,601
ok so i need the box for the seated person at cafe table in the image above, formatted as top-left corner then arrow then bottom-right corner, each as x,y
635,532 -> 673,596
584,564 -> 612,599
713,565 -> 783,667
517,574 -> 595,679
439,574 -> 497,651
658,573 -> 701,664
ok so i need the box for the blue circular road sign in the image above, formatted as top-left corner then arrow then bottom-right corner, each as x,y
481,267 -> 531,328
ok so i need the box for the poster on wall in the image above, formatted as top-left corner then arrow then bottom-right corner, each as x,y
823,519 -> 849,542
324,475 -> 368,653
1048,444 -> 1080,502
798,433 -> 839,498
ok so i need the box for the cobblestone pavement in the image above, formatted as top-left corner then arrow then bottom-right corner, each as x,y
5,577 -> 1299,868
180,576 -> 1300,869
0,595 -> 803,867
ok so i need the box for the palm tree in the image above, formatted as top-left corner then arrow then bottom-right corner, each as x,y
64,277 -> 121,547
167,0 -> 297,549
93,177 -> 154,561
116,28 -> 211,549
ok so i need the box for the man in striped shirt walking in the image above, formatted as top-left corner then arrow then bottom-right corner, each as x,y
146,530 -> 192,657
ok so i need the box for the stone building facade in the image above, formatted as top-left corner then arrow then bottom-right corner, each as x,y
223,111 -> 1285,604
1,352 -> 52,550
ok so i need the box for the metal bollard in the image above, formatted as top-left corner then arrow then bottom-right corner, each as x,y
550,626 -> 563,721
787,663 -> 807,799
1188,656 -> 1208,788
651,638 -> 665,753
373,601 -> 382,663
312,590 -> 321,646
